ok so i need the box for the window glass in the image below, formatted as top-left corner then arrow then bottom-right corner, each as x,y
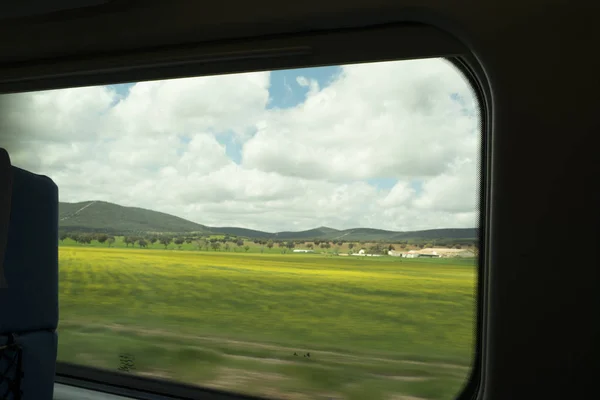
1,58 -> 480,400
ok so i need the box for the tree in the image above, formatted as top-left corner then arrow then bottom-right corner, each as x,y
138,239 -> 148,248
107,237 -> 115,247
185,238 -> 193,244
224,242 -> 231,252
160,236 -> 172,249
369,244 -> 386,255
236,239 -> 244,250
244,245 -> 250,252
78,233 -> 92,245
314,239 -> 321,246
59,232 -> 68,243
97,234 -> 109,245
123,236 -> 131,247
348,243 -> 355,250
149,237 -> 158,245
307,243 -> 314,250
388,244 -> 395,251
211,242 -> 221,251
286,241 -> 295,250
174,238 -> 184,249
266,240 -> 274,249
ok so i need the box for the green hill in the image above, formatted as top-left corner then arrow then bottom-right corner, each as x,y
327,228 -> 399,241
273,226 -> 340,240
59,200 -> 477,242
59,201 -> 211,235
209,226 -> 273,238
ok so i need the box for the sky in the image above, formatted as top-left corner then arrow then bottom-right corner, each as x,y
0,58 -> 480,233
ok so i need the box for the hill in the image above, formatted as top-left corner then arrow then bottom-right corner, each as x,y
272,226 -> 340,240
265,227 -> 476,242
209,226 -> 273,238
59,201 -> 211,235
58,200 -> 477,242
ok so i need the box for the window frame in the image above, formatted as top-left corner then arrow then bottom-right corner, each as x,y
0,22 -> 490,400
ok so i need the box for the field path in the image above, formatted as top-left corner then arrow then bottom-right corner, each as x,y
61,321 -> 469,371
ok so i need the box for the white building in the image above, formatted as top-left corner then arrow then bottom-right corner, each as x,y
293,249 -> 315,253
402,250 -> 421,258
420,248 -> 474,258
400,248 -> 474,258
351,249 -> 382,257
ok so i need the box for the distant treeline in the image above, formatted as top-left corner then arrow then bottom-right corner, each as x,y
59,231 -> 476,254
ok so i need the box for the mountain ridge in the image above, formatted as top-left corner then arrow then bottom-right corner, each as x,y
59,200 -> 477,241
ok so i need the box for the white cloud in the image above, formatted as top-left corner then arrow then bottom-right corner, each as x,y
0,58 -> 480,232
413,157 -> 479,213
107,72 -> 269,142
377,181 -> 416,208
243,59 -> 478,181
296,76 -> 309,87
296,75 -> 319,95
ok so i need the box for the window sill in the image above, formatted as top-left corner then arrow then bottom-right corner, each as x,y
54,383 -> 133,400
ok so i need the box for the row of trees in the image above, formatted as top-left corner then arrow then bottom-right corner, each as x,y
60,232 -> 117,246
59,231 -> 475,254
59,232 -> 253,251
59,232 -> 355,254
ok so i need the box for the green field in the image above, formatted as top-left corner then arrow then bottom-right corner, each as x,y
58,245 -> 477,400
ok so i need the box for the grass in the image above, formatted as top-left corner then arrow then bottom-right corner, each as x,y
58,246 -> 477,400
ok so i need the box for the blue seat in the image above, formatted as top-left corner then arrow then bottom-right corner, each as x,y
1,151 -> 59,400
0,167 -> 59,333
1,331 -> 58,400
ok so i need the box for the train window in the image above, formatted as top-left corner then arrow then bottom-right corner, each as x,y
1,57 -> 481,400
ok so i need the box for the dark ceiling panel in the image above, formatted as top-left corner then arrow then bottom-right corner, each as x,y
0,0 -> 109,20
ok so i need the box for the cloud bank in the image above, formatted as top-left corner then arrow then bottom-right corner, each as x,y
0,58 -> 480,232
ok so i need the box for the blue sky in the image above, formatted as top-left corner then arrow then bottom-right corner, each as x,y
107,66 -> 428,194
108,82 -> 134,99
267,66 -> 342,109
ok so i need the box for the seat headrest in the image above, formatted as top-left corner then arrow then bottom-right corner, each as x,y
0,148 -> 12,288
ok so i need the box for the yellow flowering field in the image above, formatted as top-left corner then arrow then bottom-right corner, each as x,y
58,246 -> 477,400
